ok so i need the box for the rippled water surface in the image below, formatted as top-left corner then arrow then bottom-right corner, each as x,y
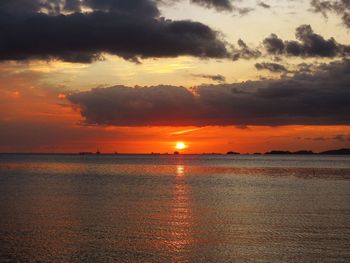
1,154 -> 350,262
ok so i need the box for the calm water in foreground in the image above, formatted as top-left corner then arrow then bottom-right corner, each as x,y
0,154 -> 350,262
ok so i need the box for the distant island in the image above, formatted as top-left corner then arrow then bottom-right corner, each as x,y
79,148 -> 101,155
227,151 -> 240,155
264,150 -> 314,155
78,152 -> 94,155
226,148 -> 350,155
319,149 -> 350,155
2,148 -> 350,156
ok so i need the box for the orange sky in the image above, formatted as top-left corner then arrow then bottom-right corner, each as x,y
1,77 -> 349,154
0,0 -> 349,153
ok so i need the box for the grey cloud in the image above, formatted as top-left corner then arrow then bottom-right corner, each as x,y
263,34 -> 285,55
158,0 -> 253,13
0,0 -> 65,15
263,24 -> 350,58
303,137 -> 328,141
190,0 -> 253,14
310,0 -> 350,28
255,62 -> 288,73
0,0 -> 230,63
295,63 -> 314,74
0,0 -> 160,16
234,6 -> 254,15
68,59 -> 350,126
190,0 -> 232,11
233,39 -> 262,60
257,1 -> 271,8
192,74 -> 226,82
301,134 -> 350,142
333,134 -> 350,141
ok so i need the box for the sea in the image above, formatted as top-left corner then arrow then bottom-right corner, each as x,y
0,154 -> 350,262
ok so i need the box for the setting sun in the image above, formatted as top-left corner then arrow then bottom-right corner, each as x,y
175,142 -> 187,150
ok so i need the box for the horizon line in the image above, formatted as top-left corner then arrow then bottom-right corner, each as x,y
1,148 -> 350,156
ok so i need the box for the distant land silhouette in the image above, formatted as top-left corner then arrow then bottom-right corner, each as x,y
78,152 -> 94,155
1,148 -> 350,155
264,150 -> 314,155
227,151 -> 240,155
319,149 -> 350,155
224,149 -> 350,155
263,149 -> 350,155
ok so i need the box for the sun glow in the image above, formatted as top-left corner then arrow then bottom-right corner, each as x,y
175,141 -> 187,150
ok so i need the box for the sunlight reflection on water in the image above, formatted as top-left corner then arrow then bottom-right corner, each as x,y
0,155 -> 350,262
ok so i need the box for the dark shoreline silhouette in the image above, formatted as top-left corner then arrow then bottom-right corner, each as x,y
227,151 -> 240,155
319,149 -> 350,155
226,148 -> 350,155
1,148 -> 350,155
263,148 -> 350,155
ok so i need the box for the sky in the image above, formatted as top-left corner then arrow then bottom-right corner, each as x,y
0,0 -> 350,153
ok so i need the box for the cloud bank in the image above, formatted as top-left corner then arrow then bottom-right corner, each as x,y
1,1 -> 349,64
0,0 -> 231,63
263,24 -> 350,58
68,59 -> 350,126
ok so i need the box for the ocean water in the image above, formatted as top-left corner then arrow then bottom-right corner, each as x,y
0,154 -> 350,262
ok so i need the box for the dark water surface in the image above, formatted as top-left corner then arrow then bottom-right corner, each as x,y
1,154 -> 350,262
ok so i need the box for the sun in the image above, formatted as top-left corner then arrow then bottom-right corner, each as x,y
175,141 -> 187,150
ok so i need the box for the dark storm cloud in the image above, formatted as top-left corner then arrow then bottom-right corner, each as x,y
263,24 -> 350,58
310,0 -> 350,28
0,0 -> 230,63
0,0 -> 62,15
0,0 -> 160,16
255,62 -> 288,73
192,74 -> 226,82
68,59 -> 350,126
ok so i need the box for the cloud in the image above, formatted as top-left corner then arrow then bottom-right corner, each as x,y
333,134 -> 350,141
310,0 -> 350,28
257,1 -> 271,8
0,0 -> 161,16
255,62 -> 288,73
300,134 -> 350,142
232,39 -> 262,60
158,0 -> 253,13
192,74 -> 226,82
233,6 -> 254,15
190,0 -> 233,11
68,59 -> 350,127
263,24 -> 350,58
301,136 -> 328,141
170,128 -> 202,135
0,0 -> 230,63
189,0 -> 253,14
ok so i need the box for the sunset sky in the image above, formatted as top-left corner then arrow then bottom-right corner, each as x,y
1,0 -> 350,153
